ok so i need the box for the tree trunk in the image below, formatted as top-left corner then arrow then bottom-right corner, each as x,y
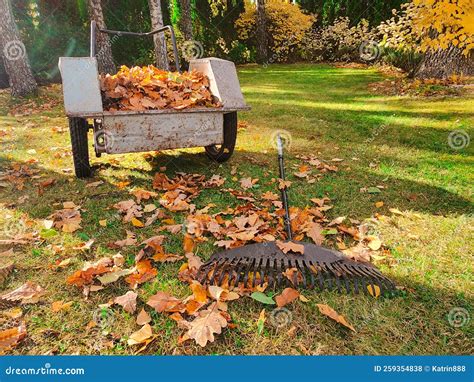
88,0 -> 116,74
0,0 -> 37,97
416,45 -> 474,79
148,0 -> 169,70
178,0 -> 193,41
256,0 -> 268,64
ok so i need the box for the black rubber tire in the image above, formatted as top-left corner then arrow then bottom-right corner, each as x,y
205,112 -> 237,163
69,117 -> 92,178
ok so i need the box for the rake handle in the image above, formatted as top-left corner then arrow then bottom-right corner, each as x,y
277,135 -> 293,240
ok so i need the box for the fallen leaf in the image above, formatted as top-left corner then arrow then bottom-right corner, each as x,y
257,309 -> 265,335
0,321 -> 27,354
99,219 -> 107,227
367,284 -> 381,298
97,268 -> 134,285
306,222 -> 324,245
389,208 -> 403,215
316,304 -> 355,332
190,281 -> 208,304
367,187 -> 381,194
114,230 -> 137,247
67,258 -> 112,287
147,291 -> 184,313
278,179 -> 292,190
276,240 -> 305,255
186,306 -> 228,347
250,292 -> 275,305
125,260 -> 157,289
0,262 -> 14,284
136,308 -> 151,325
127,324 -> 153,346
375,201 -> 384,208
275,288 -> 300,307
367,235 -> 382,251
114,291 -> 138,313
131,217 -> 145,228
0,281 -> 45,306
183,235 -> 195,253
51,300 -> 73,313
299,294 -> 309,302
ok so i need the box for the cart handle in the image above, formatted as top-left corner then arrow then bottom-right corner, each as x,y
90,20 -> 181,73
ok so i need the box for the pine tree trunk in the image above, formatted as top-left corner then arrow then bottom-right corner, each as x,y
148,0 -> 169,70
0,0 -> 37,97
88,0 -> 116,74
256,0 -> 268,64
179,0 -> 193,41
416,45 -> 474,79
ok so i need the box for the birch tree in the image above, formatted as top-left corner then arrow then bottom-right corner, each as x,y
88,0 -> 116,74
148,0 -> 169,70
0,0 -> 37,97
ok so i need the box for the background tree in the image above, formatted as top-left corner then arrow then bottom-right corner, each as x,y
88,0 -> 116,73
413,0 -> 473,78
256,0 -> 268,63
379,0 -> 473,78
148,0 -> 169,70
178,0 -> 194,41
0,0 -> 37,96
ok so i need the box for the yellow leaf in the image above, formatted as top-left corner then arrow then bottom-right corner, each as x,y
375,201 -> 384,208
99,219 -> 107,227
131,217 -> 144,227
367,284 -> 381,298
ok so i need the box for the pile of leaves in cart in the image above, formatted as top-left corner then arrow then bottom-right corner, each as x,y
99,65 -> 222,112
0,156 -> 395,353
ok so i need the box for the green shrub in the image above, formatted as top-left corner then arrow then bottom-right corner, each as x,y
382,47 -> 423,77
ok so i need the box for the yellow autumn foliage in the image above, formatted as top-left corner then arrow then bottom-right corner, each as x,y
235,0 -> 314,62
380,0 -> 473,55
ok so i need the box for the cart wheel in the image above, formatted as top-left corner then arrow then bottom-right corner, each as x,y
69,117 -> 92,178
205,112 -> 237,163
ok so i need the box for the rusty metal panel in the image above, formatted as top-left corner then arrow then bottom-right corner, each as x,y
58,57 -> 103,116
190,58 -> 249,110
102,112 -> 224,154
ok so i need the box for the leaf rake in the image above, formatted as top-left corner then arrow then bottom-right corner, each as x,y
198,135 -> 396,295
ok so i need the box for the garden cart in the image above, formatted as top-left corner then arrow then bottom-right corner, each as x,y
58,22 -> 249,178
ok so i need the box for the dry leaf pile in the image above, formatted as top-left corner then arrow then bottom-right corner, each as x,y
100,66 -> 222,112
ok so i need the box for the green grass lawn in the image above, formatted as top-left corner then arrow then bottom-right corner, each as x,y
0,63 -> 472,355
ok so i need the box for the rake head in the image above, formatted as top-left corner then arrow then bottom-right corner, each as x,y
198,241 -> 396,295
